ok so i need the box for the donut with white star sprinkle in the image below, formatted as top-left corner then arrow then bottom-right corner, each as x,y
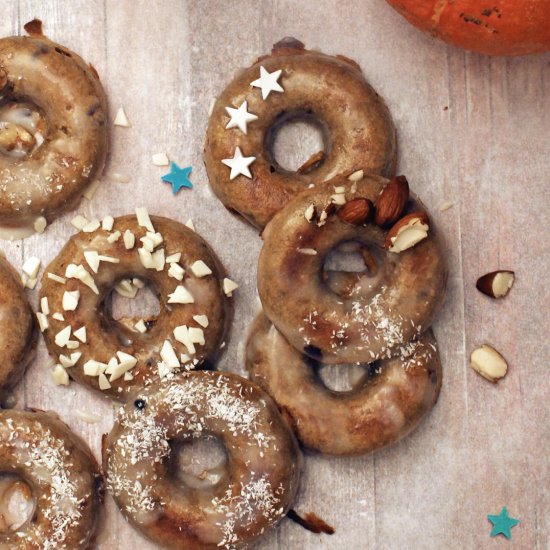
205,37 -> 396,228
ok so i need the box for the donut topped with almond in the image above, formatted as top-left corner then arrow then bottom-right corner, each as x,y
39,209 -> 237,400
257,171 -> 447,364
0,20 -> 108,238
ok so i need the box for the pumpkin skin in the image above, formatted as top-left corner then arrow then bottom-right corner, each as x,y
385,0 -> 550,56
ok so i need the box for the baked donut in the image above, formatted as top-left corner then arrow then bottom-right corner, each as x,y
247,313 -> 442,456
257,173 -> 447,364
0,20 -> 108,237
104,371 -> 301,549
39,211 -> 232,400
0,255 -> 36,405
0,409 -> 102,548
204,37 -> 396,229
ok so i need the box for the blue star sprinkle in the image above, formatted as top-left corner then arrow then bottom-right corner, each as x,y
161,162 -> 193,194
487,507 -> 520,540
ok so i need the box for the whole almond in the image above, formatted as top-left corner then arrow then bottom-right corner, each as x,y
337,198 -> 373,225
374,175 -> 409,227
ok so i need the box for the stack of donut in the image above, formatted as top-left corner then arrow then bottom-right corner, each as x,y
205,38 -> 447,456
0,25 -> 449,550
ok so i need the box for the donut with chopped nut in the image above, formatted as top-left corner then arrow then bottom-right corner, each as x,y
39,212 -> 233,400
257,173 -> 447,364
247,313 -> 442,456
0,255 -> 36,404
204,37 -> 396,229
104,371 -> 302,549
0,409 -> 103,548
0,19 -> 108,237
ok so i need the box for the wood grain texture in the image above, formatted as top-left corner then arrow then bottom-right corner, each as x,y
1,1 -> 548,548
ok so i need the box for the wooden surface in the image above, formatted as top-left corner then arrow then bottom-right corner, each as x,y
1,1 -> 549,548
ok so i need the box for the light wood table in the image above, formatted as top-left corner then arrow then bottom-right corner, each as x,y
1,1 -> 548,548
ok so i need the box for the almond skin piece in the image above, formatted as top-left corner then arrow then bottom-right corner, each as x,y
337,198 -> 373,225
476,270 -> 515,299
296,150 -> 325,174
470,344 -> 508,383
384,211 -> 429,252
23,19 -> 44,36
374,175 -> 409,227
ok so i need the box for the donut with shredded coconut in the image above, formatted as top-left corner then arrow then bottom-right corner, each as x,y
104,371 -> 301,549
39,213 -> 232,400
204,37 -> 396,229
0,409 -> 103,548
0,255 -> 36,405
247,313 -> 442,455
0,19 -> 108,237
257,173 -> 447,364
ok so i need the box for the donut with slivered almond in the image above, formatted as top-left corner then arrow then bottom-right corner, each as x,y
39,211 -> 234,400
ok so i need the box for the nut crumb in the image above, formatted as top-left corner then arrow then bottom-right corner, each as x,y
114,107 -> 131,127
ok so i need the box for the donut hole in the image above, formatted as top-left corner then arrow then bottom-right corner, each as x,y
322,241 -> 383,298
268,111 -> 328,173
168,436 -> 228,490
107,278 -> 161,336
316,362 -> 380,393
0,391 -> 17,409
0,474 -> 35,533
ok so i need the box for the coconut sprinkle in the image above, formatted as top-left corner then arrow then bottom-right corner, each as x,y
0,417 -> 93,548
106,375 -> 286,548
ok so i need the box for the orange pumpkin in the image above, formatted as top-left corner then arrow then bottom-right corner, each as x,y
385,0 -> 550,56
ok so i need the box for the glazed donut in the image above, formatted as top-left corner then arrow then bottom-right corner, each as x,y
257,173 -> 447,364
104,371 -> 301,549
0,20 -> 108,237
204,37 -> 396,229
39,212 -> 232,400
0,409 -> 102,548
0,255 -> 36,404
247,314 -> 442,456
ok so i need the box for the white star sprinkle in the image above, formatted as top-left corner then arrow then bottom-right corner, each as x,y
222,147 -> 256,180
250,66 -> 284,100
225,101 -> 258,134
